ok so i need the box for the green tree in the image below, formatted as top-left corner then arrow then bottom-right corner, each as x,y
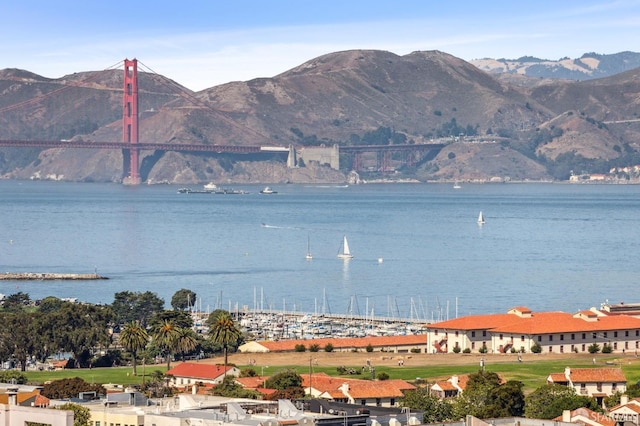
171,289 -> 197,311
119,321 -> 149,376
208,311 -> 242,374
153,320 -> 180,370
55,402 -> 91,426
2,292 -> 30,312
38,296 -> 65,314
175,327 -> 198,361
42,377 -> 105,399
525,383 -> 599,419
264,369 -> 305,400
111,291 -> 164,327
0,312 -> 43,371
212,375 -> 260,398
149,310 -> 193,330
452,370 -> 525,419
401,387 -> 455,423
47,303 -> 113,368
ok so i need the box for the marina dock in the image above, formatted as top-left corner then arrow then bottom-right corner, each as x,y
0,272 -> 108,281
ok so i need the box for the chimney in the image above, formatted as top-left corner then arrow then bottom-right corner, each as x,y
564,367 -> 571,380
621,394 -> 629,405
562,410 -> 571,422
7,387 -> 18,406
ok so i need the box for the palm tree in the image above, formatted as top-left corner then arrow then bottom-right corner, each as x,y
119,320 -> 149,376
153,320 -> 180,370
209,311 -> 242,375
176,327 -> 198,361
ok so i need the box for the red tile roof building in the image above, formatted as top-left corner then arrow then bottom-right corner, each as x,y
424,306 -> 640,354
547,367 -> 626,406
239,334 -> 427,353
165,362 -> 240,388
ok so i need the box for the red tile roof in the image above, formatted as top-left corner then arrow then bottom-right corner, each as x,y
426,310 -> 640,334
166,362 -> 234,380
553,407 -> 616,426
299,372 -> 415,399
566,368 -> 626,383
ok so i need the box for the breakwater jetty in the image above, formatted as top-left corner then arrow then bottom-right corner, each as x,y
0,272 -> 108,281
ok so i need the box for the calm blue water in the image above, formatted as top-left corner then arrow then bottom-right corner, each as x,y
0,180 -> 638,319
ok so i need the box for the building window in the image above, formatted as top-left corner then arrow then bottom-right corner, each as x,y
636,330 -> 639,337
581,384 -> 586,394
571,345 -> 575,352
472,342 -> 475,349
361,400 -> 366,405
560,345 -> 564,353
560,335 -> 564,341
483,331 -> 487,337
376,398 -> 382,407
597,383 -> 602,392
613,383 -> 617,392
390,398 -> 396,406
604,332 -> 608,338
548,346 -> 553,353
625,342 -> 629,349
614,331 -> 618,338
500,334 -> 503,340
435,330 -> 438,335
571,334 -> 575,340
614,342 -> 618,350
582,333 -> 586,339
549,335 -> 553,341
582,344 -> 586,351
538,336 -> 542,342
625,331 -> 629,337
521,335 -> 525,341
471,331 -> 476,337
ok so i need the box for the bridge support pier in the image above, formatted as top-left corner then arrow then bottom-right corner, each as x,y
122,58 -> 141,185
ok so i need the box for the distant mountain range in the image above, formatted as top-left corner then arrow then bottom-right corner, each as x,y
471,51 -> 640,80
1,50 -> 639,184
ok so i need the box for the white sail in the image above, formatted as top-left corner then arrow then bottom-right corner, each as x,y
338,235 -> 353,259
306,235 -> 313,260
477,211 -> 485,224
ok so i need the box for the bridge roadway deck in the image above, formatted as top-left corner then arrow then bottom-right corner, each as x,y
0,139 -> 445,154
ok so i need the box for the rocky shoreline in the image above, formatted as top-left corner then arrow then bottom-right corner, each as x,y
0,272 -> 108,281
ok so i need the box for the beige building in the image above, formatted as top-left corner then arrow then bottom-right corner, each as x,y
0,386 -> 72,426
425,306 -> 640,354
547,367 -> 626,407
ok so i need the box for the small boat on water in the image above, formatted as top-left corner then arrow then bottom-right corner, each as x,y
337,235 -> 353,259
260,187 -> 277,194
453,182 -> 461,189
204,182 -> 219,190
306,235 -> 313,260
477,211 -> 485,225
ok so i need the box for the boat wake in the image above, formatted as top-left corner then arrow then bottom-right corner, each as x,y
261,223 -> 302,230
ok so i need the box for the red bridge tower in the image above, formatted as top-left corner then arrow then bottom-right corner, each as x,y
122,59 -> 141,185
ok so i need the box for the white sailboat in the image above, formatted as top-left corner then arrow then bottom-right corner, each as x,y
477,211 -> 485,225
337,235 -> 353,259
306,235 -> 313,260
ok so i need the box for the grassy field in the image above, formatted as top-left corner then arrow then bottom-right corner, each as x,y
22,354 -> 640,394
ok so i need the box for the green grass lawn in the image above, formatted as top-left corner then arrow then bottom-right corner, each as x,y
23,356 -> 640,394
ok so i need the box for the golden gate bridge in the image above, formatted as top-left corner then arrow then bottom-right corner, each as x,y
0,59 -> 444,184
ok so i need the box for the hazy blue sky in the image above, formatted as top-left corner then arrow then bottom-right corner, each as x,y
1,1 -> 638,90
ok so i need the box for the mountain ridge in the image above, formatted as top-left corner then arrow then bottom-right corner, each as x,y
0,49 -> 639,184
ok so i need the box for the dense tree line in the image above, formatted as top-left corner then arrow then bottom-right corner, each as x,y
400,369 -> 607,422
0,289 -> 244,375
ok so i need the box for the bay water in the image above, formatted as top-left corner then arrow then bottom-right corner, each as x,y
0,180 -> 638,320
